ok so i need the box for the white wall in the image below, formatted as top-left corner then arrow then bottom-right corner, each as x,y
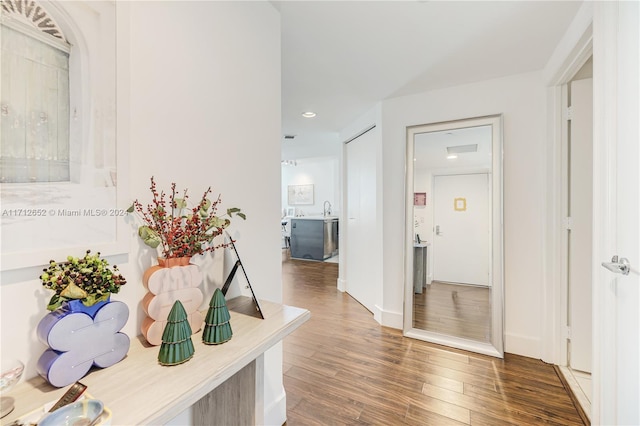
413,168 -> 433,244
282,133 -> 341,160
0,2 -> 285,424
282,157 -> 339,217
379,71 -> 547,358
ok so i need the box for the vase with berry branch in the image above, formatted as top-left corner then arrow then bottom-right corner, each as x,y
128,177 -> 246,345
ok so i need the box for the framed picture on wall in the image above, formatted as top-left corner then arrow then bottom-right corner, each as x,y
0,0 -> 128,271
414,192 -> 426,206
288,184 -> 314,205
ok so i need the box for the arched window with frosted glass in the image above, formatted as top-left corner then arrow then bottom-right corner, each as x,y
1,0 -> 71,182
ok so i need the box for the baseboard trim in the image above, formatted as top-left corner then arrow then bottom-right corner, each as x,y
373,304 -> 383,325
336,277 -> 346,292
265,388 -> 286,426
505,332 -> 540,358
379,307 -> 403,329
554,365 -> 590,425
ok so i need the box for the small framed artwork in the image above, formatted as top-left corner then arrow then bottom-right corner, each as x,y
454,197 -> 467,211
414,192 -> 426,206
288,184 -> 314,205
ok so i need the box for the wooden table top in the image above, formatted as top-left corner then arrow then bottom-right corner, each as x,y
1,299 -> 309,425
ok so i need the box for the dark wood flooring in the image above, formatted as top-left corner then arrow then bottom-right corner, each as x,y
413,281 -> 491,343
282,252 -> 585,425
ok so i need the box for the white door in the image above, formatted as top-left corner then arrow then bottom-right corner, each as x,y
593,2 -> 639,424
345,129 -> 377,313
433,174 -> 490,286
568,77 -> 593,374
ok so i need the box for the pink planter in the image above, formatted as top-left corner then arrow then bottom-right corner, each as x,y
141,258 -> 203,346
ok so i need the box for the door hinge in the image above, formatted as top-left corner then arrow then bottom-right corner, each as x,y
563,217 -> 572,230
564,106 -> 574,121
564,326 -> 572,340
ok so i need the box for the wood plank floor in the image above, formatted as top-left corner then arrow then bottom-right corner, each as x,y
413,281 -> 491,343
282,252 -> 585,425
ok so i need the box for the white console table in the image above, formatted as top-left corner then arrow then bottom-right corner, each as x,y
1,299 -> 309,426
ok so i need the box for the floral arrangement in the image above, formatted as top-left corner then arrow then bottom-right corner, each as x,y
41,250 -> 127,310
127,177 -> 245,259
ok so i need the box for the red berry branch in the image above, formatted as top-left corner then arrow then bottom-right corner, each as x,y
127,177 -> 246,259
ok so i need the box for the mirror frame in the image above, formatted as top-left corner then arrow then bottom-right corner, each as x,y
403,115 -> 504,358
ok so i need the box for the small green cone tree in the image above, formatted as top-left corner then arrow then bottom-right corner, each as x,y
203,288 -> 233,345
158,300 -> 195,365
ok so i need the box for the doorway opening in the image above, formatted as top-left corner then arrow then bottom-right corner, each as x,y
280,156 -> 340,264
559,56 -> 593,420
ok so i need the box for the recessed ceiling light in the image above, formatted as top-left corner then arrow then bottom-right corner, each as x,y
302,112 -> 316,118
447,144 -> 477,154
447,154 -> 458,160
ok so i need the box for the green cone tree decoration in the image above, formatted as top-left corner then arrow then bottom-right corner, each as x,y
203,288 -> 233,345
158,300 -> 195,365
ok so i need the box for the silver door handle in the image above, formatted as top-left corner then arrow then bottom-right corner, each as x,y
601,255 -> 630,276
435,225 -> 442,236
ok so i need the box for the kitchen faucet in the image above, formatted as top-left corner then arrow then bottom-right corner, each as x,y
323,200 -> 332,216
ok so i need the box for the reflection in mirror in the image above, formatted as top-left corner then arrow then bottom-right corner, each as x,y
405,116 -> 503,358
0,1 -> 119,270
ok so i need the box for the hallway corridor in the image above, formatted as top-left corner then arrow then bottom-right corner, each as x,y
281,253 -> 585,425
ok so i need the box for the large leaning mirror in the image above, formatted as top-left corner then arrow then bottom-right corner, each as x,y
404,115 -> 503,358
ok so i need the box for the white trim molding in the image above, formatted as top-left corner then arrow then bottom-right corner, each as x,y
540,2 -> 593,366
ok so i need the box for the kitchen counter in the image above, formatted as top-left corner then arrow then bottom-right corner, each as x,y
290,217 -> 338,260
290,215 -> 339,220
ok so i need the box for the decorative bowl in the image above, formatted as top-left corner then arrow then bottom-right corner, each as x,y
0,359 -> 24,418
39,399 -> 104,426
0,359 -> 24,391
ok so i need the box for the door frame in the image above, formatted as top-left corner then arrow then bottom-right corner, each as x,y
544,2 -> 639,423
541,5 -> 593,367
546,55 -> 593,416
564,76 -> 594,374
591,2 -> 639,423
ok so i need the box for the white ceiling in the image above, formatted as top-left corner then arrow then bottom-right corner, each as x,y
276,0 -> 582,152
414,125 -> 492,172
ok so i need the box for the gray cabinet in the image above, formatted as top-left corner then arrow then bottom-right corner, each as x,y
290,218 -> 338,261
414,243 -> 429,293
